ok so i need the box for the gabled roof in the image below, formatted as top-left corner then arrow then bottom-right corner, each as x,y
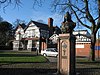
15,23 -> 26,31
24,20 -> 49,31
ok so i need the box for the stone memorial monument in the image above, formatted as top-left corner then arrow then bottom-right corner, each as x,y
57,12 -> 76,75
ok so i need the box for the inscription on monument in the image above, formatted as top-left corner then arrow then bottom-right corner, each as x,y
62,42 -> 67,55
62,41 -> 67,58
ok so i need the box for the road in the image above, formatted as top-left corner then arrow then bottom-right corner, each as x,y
46,56 -> 57,63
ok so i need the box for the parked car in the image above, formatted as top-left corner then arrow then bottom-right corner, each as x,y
41,48 -> 58,57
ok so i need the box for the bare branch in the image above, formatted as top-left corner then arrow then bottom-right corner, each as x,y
53,2 -> 85,13
80,16 -> 87,19
68,0 -> 91,29
3,2 -> 9,13
84,0 -> 95,25
2,0 -> 12,13
95,16 -> 99,21
32,0 -> 45,8
98,0 -> 100,17
0,0 -> 22,12
0,0 -> 7,3
70,4 -> 85,13
14,0 -> 22,8
95,0 -> 100,33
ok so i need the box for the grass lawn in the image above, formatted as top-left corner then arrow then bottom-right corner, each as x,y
76,57 -> 100,63
0,56 -> 47,63
76,57 -> 100,68
0,51 -> 48,63
0,51 -> 34,54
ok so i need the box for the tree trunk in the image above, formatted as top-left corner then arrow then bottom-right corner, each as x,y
89,33 -> 96,61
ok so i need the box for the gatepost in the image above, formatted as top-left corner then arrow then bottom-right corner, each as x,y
57,12 -> 76,75
58,34 -> 76,75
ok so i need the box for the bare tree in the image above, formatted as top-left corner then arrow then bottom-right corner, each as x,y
13,19 -> 26,28
51,0 -> 100,61
0,0 -> 22,11
0,0 -> 45,10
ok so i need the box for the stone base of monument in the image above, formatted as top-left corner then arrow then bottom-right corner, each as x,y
57,33 -> 76,75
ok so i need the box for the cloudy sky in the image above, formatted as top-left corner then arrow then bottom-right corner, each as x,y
0,0 -> 64,27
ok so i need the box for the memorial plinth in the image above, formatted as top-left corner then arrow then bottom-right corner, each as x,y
57,34 -> 76,75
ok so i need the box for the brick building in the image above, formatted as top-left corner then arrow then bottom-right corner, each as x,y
95,39 -> 100,58
73,30 -> 100,57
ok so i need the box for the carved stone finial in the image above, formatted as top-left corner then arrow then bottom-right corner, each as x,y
60,12 -> 76,34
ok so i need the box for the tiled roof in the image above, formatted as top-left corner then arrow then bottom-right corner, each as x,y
32,21 -> 49,30
24,20 -> 49,31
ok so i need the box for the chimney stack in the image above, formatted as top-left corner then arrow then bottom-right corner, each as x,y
48,18 -> 53,27
48,18 -> 53,36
